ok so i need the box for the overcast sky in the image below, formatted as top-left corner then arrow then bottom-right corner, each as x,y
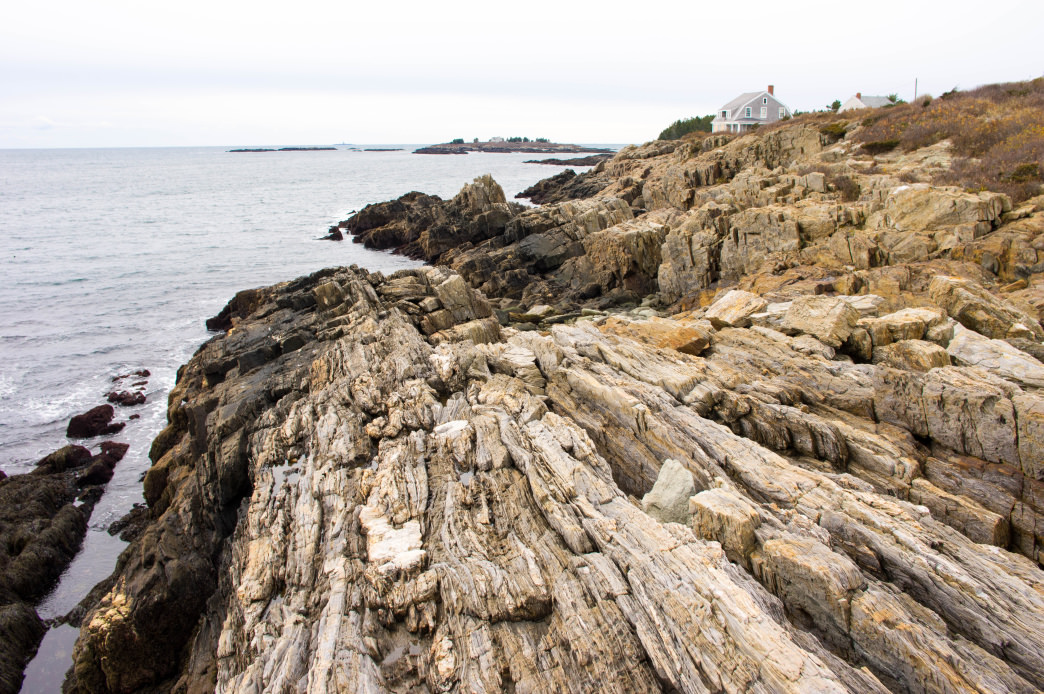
2,0 -> 1042,148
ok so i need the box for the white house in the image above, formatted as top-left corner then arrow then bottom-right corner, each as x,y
839,93 -> 894,112
711,85 -> 792,134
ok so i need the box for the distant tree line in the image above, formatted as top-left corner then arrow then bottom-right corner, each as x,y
451,136 -> 553,144
657,115 -> 714,140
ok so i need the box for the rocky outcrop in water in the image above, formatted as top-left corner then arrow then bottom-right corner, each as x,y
0,443 -> 127,694
66,405 -> 125,439
66,117 -> 1044,693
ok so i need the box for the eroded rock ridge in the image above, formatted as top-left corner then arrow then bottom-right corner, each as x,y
67,118 -> 1044,693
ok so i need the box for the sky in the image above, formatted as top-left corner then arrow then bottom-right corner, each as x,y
2,0 -> 1042,148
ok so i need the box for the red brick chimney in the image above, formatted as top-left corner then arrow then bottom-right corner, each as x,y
857,92 -> 862,100
768,85 -> 774,96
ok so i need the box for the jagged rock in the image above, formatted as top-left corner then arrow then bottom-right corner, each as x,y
62,106 -> 1044,693
705,289 -> 767,328
781,295 -> 860,347
64,265 -> 1044,694
929,275 -> 1044,340
720,207 -> 802,279
641,458 -> 696,524
875,184 -> 1009,234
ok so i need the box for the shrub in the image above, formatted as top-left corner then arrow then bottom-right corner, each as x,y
658,115 -> 714,140
852,78 -> 1044,202
451,138 -> 464,144
1009,163 -> 1042,183
819,122 -> 847,143
861,139 -> 901,154
829,174 -> 861,201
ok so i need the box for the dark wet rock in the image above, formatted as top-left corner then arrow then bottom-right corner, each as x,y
76,462 -> 113,487
112,369 -> 150,382
66,405 -> 124,439
0,602 -> 45,694
107,503 -> 149,543
524,154 -> 613,166
106,390 -> 146,407
96,441 -> 129,467
320,225 -> 343,241
33,445 -> 92,475
515,168 -> 577,203
0,441 -> 116,692
343,176 -> 524,263
516,166 -> 614,204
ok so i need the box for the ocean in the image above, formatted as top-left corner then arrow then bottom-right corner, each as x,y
0,144 -> 614,692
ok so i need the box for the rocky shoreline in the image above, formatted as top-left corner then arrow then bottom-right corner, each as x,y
414,141 -> 614,155
60,113 -> 1044,692
0,372 -> 149,693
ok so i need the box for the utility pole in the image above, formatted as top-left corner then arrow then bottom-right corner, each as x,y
914,78 -> 918,101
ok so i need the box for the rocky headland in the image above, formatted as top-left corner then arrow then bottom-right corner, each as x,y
64,85 -> 1044,693
524,154 -> 614,166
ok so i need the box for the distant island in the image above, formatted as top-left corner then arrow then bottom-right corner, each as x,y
414,138 -> 614,155
228,147 -> 336,153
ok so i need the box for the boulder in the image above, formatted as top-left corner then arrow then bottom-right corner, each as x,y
872,339 -> 950,372
704,289 -> 767,328
781,295 -> 860,347
840,294 -> 886,317
107,390 -> 146,406
66,405 -> 124,439
640,459 -> 696,524
599,316 -> 712,356
689,488 -> 760,566
860,307 -> 945,347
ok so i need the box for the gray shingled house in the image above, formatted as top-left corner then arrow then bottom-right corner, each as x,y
711,85 -> 792,133
839,93 -> 894,112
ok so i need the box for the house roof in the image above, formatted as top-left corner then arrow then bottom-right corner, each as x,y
859,95 -> 894,108
718,92 -> 763,115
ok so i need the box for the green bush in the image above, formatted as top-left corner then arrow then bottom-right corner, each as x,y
658,115 -> 714,140
819,122 -> 848,142
451,138 -> 464,144
861,139 -> 901,154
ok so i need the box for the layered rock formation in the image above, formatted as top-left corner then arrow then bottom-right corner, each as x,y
67,117 -> 1044,693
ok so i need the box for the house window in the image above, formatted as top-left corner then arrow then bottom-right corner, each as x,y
721,110 -> 729,119
745,107 -> 752,118
763,98 -> 767,104
760,107 -> 767,118
779,107 -> 785,118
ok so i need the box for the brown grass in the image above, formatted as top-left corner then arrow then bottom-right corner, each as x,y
853,78 -> 1044,202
